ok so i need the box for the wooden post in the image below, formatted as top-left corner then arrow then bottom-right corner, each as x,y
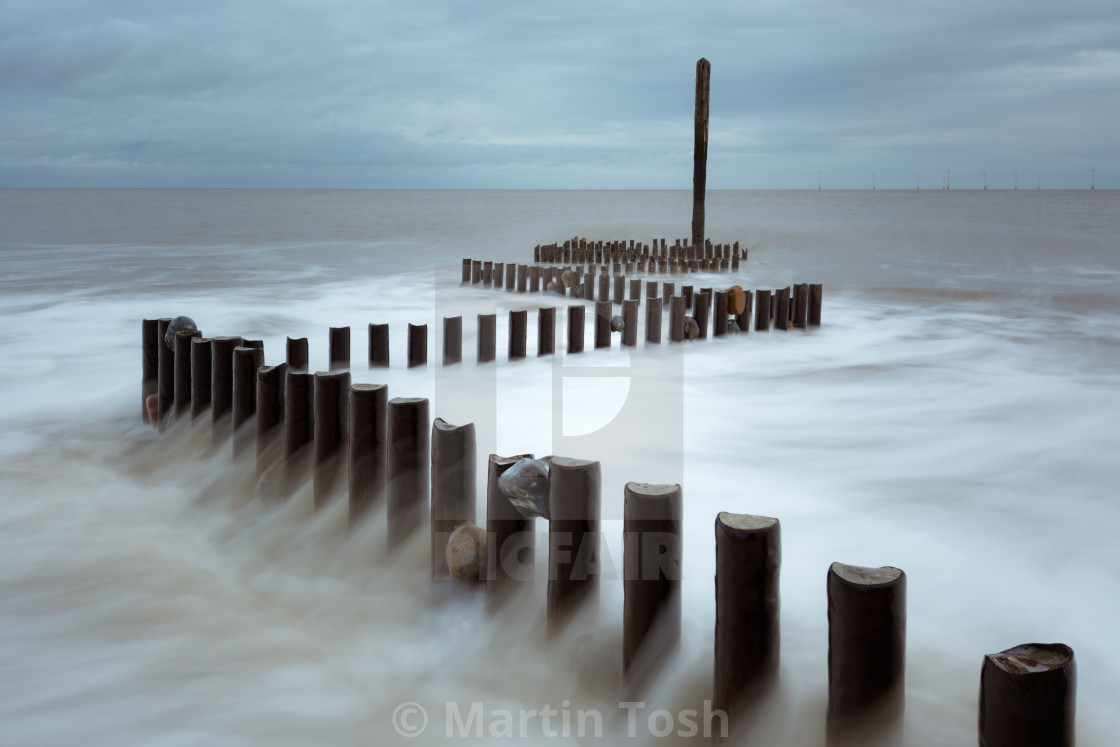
174,328 -> 202,418
141,319 -> 158,422
629,278 -> 642,301
494,262 -> 505,287
682,285 -> 694,311
486,454 -> 535,612
662,282 -> 675,307
614,275 -> 626,305
505,264 -> 516,291
478,313 -> 496,363
529,265 -> 540,292
547,457 -> 601,635
368,324 -> 389,368
156,318 -> 173,426
407,323 -> 427,368
443,316 -> 462,365
583,274 -> 595,301
623,483 -> 682,682
287,337 -> 308,372
471,260 -> 482,284
232,346 -> 264,460
809,284 -> 823,326
509,310 -> 528,360
517,264 -> 528,293
256,363 -> 287,480
827,562 -> 907,745
794,283 -> 809,329
313,370 -> 350,509
483,261 -> 493,286
349,383 -> 388,526
714,513 -> 781,730
210,336 -> 244,442
388,397 -> 430,551
646,280 -> 658,300
755,289 -> 772,331
462,258 -> 471,284
283,370 -> 314,495
692,58 -> 711,250
713,290 -> 729,337
736,291 -> 753,334
669,296 -> 686,342
979,643 -> 1075,747
431,418 -> 476,580
190,337 -> 212,421
329,326 -> 350,370
596,274 -> 608,303
568,306 -> 585,354
595,301 -> 612,349
695,291 -> 710,339
622,299 -> 639,347
646,297 -> 662,344
538,307 -> 556,356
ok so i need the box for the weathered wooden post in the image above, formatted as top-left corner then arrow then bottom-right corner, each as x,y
621,299 -> 639,347
156,318 -> 173,426
529,265 -> 541,292
568,306 -> 585,354
629,278 -> 642,301
329,326 -> 350,370
483,261 -> 493,286
595,301 -> 612,349
623,483 -> 682,684
462,258 -> 471,284
517,264 -> 528,293
478,313 -> 496,363
713,513 -> 781,730
287,337 -> 308,372
369,323 -> 390,368
597,274 -> 609,304
232,346 -> 264,460
471,260 -> 482,284
646,297 -> 663,344
494,262 -> 505,287
431,418 -> 476,580
776,287 -> 791,331
174,328 -> 202,418
695,291 -> 710,339
443,316 -> 462,365
548,457 -> 601,635
755,289 -> 772,331
662,282 -> 675,307
508,310 -> 528,360
669,296 -> 686,342
692,58 -> 711,250
614,275 -> 626,305
979,643 -> 1075,747
827,562 -> 907,746
809,284 -> 823,326
210,336 -> 244,442
190,337 -> 212,421
283,370 -> 314,495
713,290 -> 730,337
646,280 -> 658,300
312,370 -> 350,508
142,319 -> 159,422
485,453 -> 535,612
388,397 -> 430,551
735,290 -> 753,334
794,283 -> 809,329
348,383 -> 388,526
538,307 -> 556,356
256,363 -> 287,480
407,323 -> 427,368
682,285 -> 694,312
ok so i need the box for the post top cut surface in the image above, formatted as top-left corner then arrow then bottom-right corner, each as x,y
314,370 -> 349,378
627,482 -> 681,496
389,396 -> 427,405
988,643 -> 1072,674
718,512 -> 777,531
831,562 -> 902,585
550,456 -> 598,469
433,417 -> 468,432
351,383 -> 386,392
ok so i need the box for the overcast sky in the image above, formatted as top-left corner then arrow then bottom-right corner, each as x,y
2,0 -> 1117,188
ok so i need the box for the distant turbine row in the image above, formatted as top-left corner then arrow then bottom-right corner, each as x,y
814,169 -> 1099,190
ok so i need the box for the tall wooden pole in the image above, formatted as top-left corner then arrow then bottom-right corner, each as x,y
692,58 -> 711,252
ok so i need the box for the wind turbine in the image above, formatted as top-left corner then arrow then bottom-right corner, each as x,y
1092,168 -> 1096,190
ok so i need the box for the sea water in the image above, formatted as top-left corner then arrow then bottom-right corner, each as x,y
1,188 -> 1117,745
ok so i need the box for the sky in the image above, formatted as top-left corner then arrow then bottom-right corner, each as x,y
1,0 -> 1118,189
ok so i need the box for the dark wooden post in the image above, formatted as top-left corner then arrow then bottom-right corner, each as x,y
348,383 -> 388,526
283,371 -> 314,495
614,275 -> 626,305
256,363 -> 287,481
662,282 -> 675,307
629,278 -> 642,301
156,318 -> 173,426
713,290 -> 730,337
329,326 -> 350,370
794,283 -> 809,329
141,319 -> 158,422
369,323 -> 390,368
827,562 -> 907,745
979,643 -> 1075,747
736,291 -> 753,334
407,323 -> 427,368
529,265 -> 541,292
286,337 -> 308,372
695,291 -> 710,339
462,258 -> 471,283
313,370 -> 350,508
547,457 -> 601,635
714,513 -> 781,730
809,284 -> 823,325
682,285 -> 694,311
755,289 -> 772,331
598,274 -> 609,303
509,310 -> 527,360
174,328 -> 202,418
568,306 -> 585,354
692,58 -> 711,250
646,297 -> 663,343
478,313 -> 496,363
471,260 -> 482,284
776,287 -> 791,331
210,336 -> 244,442
232,346 -> 264,460
431,418 -> 476,580
485,453 -> 535,612
669,296 -> 686,342
623,483 -> 682,683
595,301 -> 612,349
190,337 -> 212,421
621,300 -> 639,347
388,397 -> 430,552
538,307 -> 555,356
517,264 -> 528,293
443,316 -> 462,365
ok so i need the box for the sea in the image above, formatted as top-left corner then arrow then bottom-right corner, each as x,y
1,188 -> 1117,745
